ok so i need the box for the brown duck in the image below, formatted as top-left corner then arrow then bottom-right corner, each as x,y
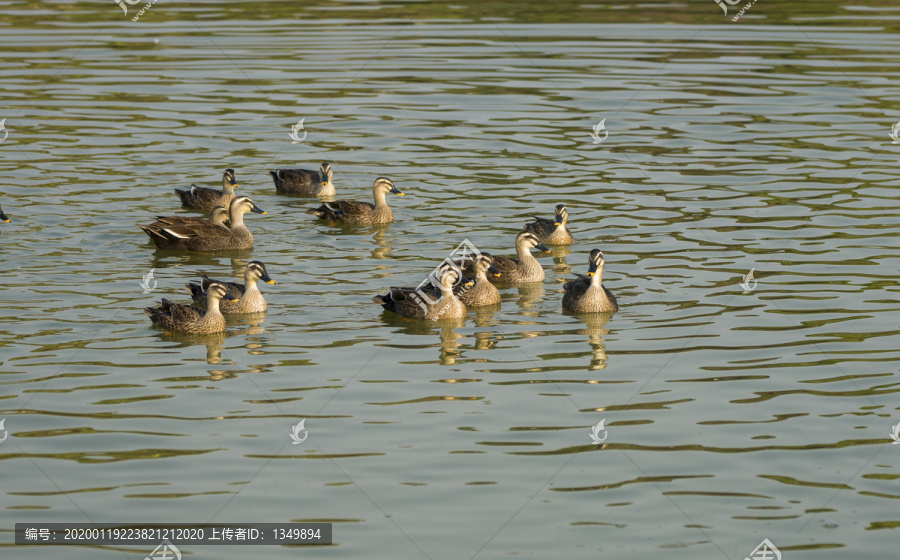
374,265 -> 468,320
186,261 -> 276,314
174,169 -> 239,211
270,162 -> 335,197
456,253 -> 501,307
145,282 -> 237,334
462,231 -> 549,283
525,204 -> 574,245
307,177 -> 403,224
562,249 -> 618,313
139,196 -> 266,251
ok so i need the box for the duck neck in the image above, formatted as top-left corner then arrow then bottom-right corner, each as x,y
229,208 -> 246,229
205,296 -> 223,317
223,180 -> 235,195
516,243 -> 535,264
373,189 -> 388,208
244,276 -> 260,294
440,284 -> 455,300
590,267 -> 604,290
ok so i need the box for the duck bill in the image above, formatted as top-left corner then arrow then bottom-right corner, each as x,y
0,212 -> 8,223
231,181 -> 240,189
250,204 -> 267,215
586,261 -> 598,277
389,186 -> 405,196
553,214 -> 563,226
225,294 -> 239,301
488,264 -> 501,277
261,272 -> 277,285
536,242 -> 551,253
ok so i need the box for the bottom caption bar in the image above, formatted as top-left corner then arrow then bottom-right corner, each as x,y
15,523 -> 332,545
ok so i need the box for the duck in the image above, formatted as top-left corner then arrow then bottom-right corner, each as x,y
0,206 -> 9,223
151,205 -> 230,228
524,204 -> 574,245
186,261 -> 276,314
270,162 -> 335,197
144,282 -> 237,334
562,249 -> 618,313
464,231 -> 549,283
456,253 -> 502,307
373,264 -> 467,320
174,169 -> 239,211
139,196 -> 266,251
307,177 -> 403,224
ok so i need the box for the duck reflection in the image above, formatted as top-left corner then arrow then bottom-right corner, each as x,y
566,311 -> 614,371
151,331 -> 228,366
369,224 -> 393,260
377,312 -> 466,365
512,282 -> 545,311
548,245 -> 572,275
147,254 -> 252,278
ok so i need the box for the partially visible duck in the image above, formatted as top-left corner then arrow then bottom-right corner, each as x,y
174,169 -> 239,211
456,253 -> 501,307
152,205 -> 230,228
465,231 -> 550,283
307,177 -> 403,224
270,162 -> 335,197
186,261 -> 276,314
562,249 -> 618,313
374,265 -> 468,320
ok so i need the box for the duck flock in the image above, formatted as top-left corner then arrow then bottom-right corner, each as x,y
7,163 -> 618,334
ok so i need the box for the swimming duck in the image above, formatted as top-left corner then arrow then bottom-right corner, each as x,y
374,265 -> 467,320
186,261 -> 276,314
174,169 -> 239,211
270,162 -> 335,197
144,282 -> 237,334
465,231 -> 549,283
151,205 -> 230,228
139,196 -> 266,251
525,204 -> 574,245
456,253 -> 501,307
0,206 -> 9,223
562,249 -> 618,313
307,177 -> 403,224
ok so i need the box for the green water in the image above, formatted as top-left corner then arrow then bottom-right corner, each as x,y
2,1 -> 900,558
